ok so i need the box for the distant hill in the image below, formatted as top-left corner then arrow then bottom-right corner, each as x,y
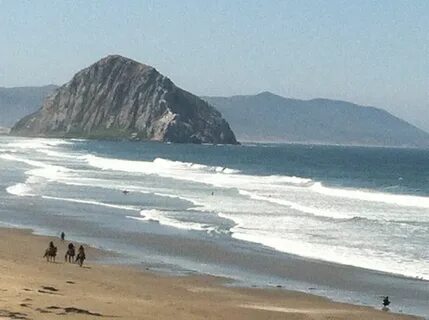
0,127 -> 10,135
11,55 -> 237,144
204,92 -> 429,147
0,85 -> 58,127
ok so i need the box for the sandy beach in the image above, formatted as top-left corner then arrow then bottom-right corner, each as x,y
0,227 -> 420,320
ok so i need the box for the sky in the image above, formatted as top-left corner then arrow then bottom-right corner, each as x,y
0,0 -> 428,131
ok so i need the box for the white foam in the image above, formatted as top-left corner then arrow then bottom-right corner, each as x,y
128,209 -> 218,233
6,183 -> 34,197
83,154 -> 429,211
70,138 -> 87,142
238,190 -> 351,219
41,195 -> 139,211
1,153 -> 74,198
218,212 -> 429,280
84,155 -> 242,175
311,182 -> 429,209
6,138 -> 72,150
38,149 -> 79,159
152,157 -> 241,174
83,155 -> 312,195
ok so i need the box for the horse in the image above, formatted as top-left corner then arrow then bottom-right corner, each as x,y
65,243 -> 75,263
43,245 -> 57,262
75,251 -> 86,267
75,246 -> 86,267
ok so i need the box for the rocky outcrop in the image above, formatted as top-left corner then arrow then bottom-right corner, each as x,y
12,55 -> 238,144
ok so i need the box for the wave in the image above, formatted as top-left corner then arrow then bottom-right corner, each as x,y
227,227 -> 429,280
311,182 -> 429,209
38,149 -> 80,159
6,138 -> 72,150
217,210 -> 429,280
84,155 -> 241,175
82,154 -> 429,212
238,190 -> 351,219
153,158 -> 241,174
83,155 -> 312,191
127,209 -> 220,234
0,154 -> 72,177
6,183 -> 35,197
41,195 -> 139,211
1,154 -> 75,200
59,177 -> 203,208
70,138 -> 87,142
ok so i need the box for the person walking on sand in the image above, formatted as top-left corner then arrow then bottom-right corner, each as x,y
75,245 -> 86,267
65,243 -> 75,263
60,232 -> 65,241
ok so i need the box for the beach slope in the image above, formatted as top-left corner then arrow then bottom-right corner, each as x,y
0,228 -> 420,320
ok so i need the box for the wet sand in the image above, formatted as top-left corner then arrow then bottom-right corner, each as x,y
0,227 -> 421,320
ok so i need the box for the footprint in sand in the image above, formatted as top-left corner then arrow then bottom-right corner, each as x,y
37,286 -> 61,295
41,286 -> 58,292
46,306 -> 103,317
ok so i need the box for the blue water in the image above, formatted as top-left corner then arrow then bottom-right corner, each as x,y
0,136 -> 428,317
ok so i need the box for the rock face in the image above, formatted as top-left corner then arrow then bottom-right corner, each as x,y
12,55 -> 238,144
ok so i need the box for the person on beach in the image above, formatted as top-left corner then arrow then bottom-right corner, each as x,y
65,243 -> 75,263
382,296 -> 391,311
383,296 -> 390,306
43,241 -> 57,262
75,245 -> 86,267
60,232 -> 65,241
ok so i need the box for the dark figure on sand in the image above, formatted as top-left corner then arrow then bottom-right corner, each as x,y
60,232 -> 65,241
65,243 -> 75,263
43,241 -> 57,262
75,245 -> 86,267
382,296 -> 391,311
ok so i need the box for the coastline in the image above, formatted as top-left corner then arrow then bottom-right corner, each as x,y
0,226 -> 421,320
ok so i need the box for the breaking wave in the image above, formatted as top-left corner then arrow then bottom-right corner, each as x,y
127,209 -> 221,234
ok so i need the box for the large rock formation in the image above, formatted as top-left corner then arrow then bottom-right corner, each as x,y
12,55 -> 238,144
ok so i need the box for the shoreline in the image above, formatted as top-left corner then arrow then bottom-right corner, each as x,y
0,226 -> 421,320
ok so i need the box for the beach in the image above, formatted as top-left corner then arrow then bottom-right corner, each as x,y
1,137 -> 429,318
0,227 -> 421,320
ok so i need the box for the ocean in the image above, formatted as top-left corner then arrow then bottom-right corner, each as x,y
0,136 -> 428,317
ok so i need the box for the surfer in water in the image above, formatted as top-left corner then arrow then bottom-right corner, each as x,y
122,190 -> 130,195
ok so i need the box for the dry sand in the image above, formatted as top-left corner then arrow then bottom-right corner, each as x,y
0,227 -> 420,320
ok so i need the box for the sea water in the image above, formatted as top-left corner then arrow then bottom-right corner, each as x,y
0,136 -> 428,316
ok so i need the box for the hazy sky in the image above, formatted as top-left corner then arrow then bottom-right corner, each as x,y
0,0 -> 428,131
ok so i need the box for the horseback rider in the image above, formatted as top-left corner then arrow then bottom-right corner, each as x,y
44,241 -> 58,262
65,243 -> 75,263
75,245 -> 86,267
